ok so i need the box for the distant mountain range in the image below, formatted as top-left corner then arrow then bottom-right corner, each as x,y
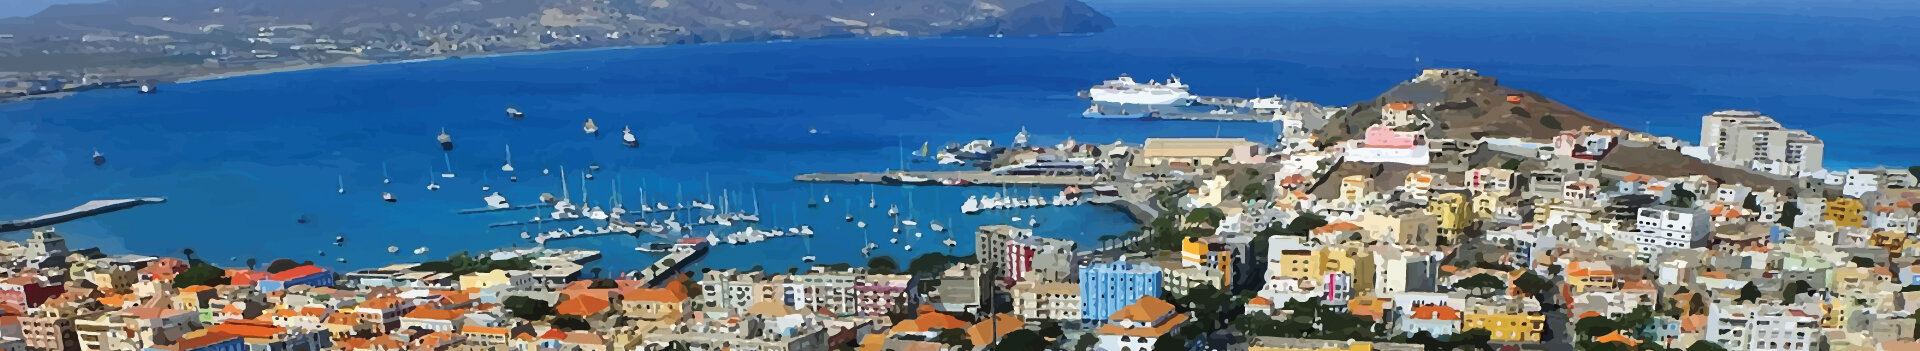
0,0 -> 1112,93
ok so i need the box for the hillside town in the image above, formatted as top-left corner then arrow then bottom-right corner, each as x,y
3,68 -> 1919,351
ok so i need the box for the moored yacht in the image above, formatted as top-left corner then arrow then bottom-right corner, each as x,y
92,150 -> 105,166
437,128 -> 454,151
583,119 -> 599,135
622,126 -> 638,147
506,107 -> 524,119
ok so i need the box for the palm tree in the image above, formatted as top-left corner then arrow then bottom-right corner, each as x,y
591,267 -> 604,279
246,258 -> 258,270
181,248 -> 196,262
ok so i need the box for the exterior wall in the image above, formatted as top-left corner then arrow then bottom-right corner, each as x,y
1078,261 -> 1162,323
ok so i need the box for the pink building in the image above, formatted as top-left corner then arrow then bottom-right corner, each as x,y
0,276 -> 62,311
1363,125 -> 1422,149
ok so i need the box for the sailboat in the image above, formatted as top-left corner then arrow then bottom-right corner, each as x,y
801,232 -> 816,263
440,153 -> 456,178
823,193 -> 832,204
383,191 -> 396,202
583,119 -> 599,135
911,141 -> 929,163
481,171 -> 492,192
807,185 -> 819,208
381,162 -> 392,184
337,175 -> 346,195
501,145 -> 516,172
622,126 -> 638,148
437,128 -> 454,151
485,192 -> 510,209
426,164 -> 441,191
868,185 -> 877,208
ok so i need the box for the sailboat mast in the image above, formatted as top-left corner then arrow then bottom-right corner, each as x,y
560,165 -> 570,201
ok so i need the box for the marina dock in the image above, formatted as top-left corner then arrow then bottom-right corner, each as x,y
794,171 -> 1100,187
0,197 -> 166,232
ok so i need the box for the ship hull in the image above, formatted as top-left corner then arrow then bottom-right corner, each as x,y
1088,89 -> 1192,105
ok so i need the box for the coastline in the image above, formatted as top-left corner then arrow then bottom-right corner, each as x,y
2,34 -> 1041,106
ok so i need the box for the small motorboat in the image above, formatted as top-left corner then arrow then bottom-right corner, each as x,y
413,247 -> 429,255
92,150 -> 106,166
382,192 -> 397,202
506,107 -> 525,119
584,119 -> 599,135
622,126 -> 638,148
387,245 -> 399,254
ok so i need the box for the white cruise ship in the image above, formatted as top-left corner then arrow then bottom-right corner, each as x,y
1087,74 -> 1193,106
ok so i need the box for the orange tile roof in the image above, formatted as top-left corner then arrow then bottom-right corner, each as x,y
360,296 -> 405,310
1387,102 -> 1414,111
555,291 -> 612,316
403,308 -> 466,321
1096,313 -> 1189,338
1595,331 -> 1640,346
1410,305 -> 1461,321
1108,296 -> 1176,322
461,326 -> 509,335
208,319 -> 286,338
268,265 -> 326,281
1311,222 -> 1363,234
178,285 -> 214,294
890,310 -> 969,333
966,314 -> 1026,346
173,333 -> 240,351
622,281 -> 690,303
1247,297 -> 1273,306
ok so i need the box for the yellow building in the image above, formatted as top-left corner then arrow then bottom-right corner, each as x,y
1134,138 -> 1259,167
1464,312 -> 1545,342
1428,192 -> 1474,242
1825,198 -> 1866,228
1181,238 -> 1235,287
458,269 -> 532,291
1341,175 -> 1373,203
1269,236 -> 1323,281
1318,244 -> 1376,294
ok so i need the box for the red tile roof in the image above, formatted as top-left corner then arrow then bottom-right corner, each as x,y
208,319 -> 286,338
268,265 -> 326,281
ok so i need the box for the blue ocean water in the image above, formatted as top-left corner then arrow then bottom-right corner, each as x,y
3,1 -> 1919,273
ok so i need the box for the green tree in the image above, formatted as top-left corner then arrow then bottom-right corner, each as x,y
1039,320 -> 1065,340
1514,271 -> 1552,297
1686,341 -> 1728,351
1242,183 -> 1270,201
1074,334 -> 1099,351
934,328 -> 973,349
1453,273 -> 1508,297
1541,114 -> 1563,130
245,258 -> 258,270
1667,189 -> 1697,208
1782,280 -> 1812,304
997,329 -> 1049,351
503,296 -> 555,321
1909,166 -> 1919,179
1736,282 -> 1762,303
1187,207 -> 1227,228
1779,202 -> 1800,227
1575,315 -> 1620,338
1741,195 -> 1761,213
551,315 -> 592,331
906,253 -> 953,277
1501,158 -> 1523,170
172,262 -> 227,289
1151,333 -> 1187,351
868,256 -> 900,274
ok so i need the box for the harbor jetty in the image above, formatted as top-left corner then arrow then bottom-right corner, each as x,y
0,197 -> 166,232
794,171 -> 1100,187
631,238 -> 708,286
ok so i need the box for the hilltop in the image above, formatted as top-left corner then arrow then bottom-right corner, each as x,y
1320,69 -> 1621,144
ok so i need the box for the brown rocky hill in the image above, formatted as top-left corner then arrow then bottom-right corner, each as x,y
1321,69 -> 1621,144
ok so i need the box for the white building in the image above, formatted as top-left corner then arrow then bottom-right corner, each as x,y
1842,169 -> 1880,198
1706,303 -> 1822,351
1631,206 -> 1711,256
1699,110 -> 1824,177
